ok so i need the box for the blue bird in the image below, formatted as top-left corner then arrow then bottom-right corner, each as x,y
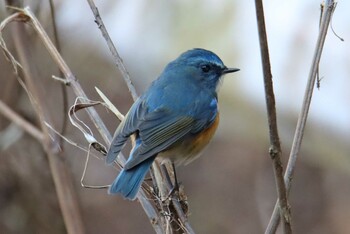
106,48 -> 239,200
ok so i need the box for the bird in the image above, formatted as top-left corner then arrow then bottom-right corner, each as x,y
106,48 -> 239,200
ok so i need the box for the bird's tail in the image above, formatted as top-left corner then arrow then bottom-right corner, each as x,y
108,156 -> 155,200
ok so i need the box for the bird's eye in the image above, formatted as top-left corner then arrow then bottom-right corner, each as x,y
201,65 -> 211,73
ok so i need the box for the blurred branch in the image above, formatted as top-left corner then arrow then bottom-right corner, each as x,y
21,7 -> 113,145
85,1 -> 194,233
254,0 -> 292,233
265,1 -> 337,233
86,0 -> 138,100
0,100 -> 43,142
9,20 -> 86,234
49,0 -> 69,136
1,6 -> 163,233
1,2 -> 85,232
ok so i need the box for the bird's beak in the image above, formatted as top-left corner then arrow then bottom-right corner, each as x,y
222,67 -> 240,74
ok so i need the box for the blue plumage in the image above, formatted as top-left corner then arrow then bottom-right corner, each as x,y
106,48 -> 239,200
108,139 -> 155,199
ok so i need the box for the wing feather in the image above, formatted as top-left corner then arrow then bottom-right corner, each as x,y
105,99 -> 144,164
124,116 -> 195,169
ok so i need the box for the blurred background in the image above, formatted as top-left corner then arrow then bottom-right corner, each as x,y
0,0 -> 349,233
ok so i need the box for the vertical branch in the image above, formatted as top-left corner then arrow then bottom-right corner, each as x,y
265,1 -> 336,233
49,0 -> 69,136
254,0 -> 292,233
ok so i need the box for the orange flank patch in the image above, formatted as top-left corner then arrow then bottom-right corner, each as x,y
191,113 -> 220,155
158,113 -> 220,165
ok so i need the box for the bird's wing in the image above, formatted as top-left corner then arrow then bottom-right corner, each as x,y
105,98 -> 145,165
123,113 -> 195,169
106,98 -> 196,167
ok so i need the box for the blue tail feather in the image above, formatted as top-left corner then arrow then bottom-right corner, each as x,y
108,156 -> 155,200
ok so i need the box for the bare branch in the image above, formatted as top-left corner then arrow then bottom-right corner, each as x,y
0,100 -> 44,142
254,0 -> 292,233
9,20 -> 86,234
21,7 -> 113,145
2,7 -> 163,233
52,75 -> 71,85
265,1 -> 337,233
48,0 -> 69,137
86,0 -> 138,101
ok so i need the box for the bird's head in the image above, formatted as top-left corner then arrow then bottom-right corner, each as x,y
167,48 -> 239,92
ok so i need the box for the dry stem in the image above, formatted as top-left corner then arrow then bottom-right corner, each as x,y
254,0 -> 292,233
86,0 -> 138,101
0,100 -> 44,142
265,1 -> 337,233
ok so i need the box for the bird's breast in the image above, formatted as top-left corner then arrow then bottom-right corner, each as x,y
159,113 -> 220,165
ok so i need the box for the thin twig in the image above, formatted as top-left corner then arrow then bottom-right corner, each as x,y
95,87 -> 124,121
85,0 -> 138,101
81,143 -> 110,189
0,100 -> 44,142
265,1 -> 336,233
22,7 -> 112,145
45,121 -> 104,158
254,0 -> 292,233
48,0 -> 69,137
52,75 -> 71,85
0,11 -> 23,74
329,3 -> 344,42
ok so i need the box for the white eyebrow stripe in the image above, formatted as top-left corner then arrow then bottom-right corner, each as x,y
199,58 -> 224,68
212,61 -> 224,67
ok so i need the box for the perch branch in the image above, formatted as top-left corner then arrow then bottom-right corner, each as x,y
160,164 -> 194,234
85,1 -> 193,233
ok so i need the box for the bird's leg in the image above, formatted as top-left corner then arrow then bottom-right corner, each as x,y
148,167 -> 159,196
165,162 -> 180,199
171,162 -> 179,193
159,162 -> 179,200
